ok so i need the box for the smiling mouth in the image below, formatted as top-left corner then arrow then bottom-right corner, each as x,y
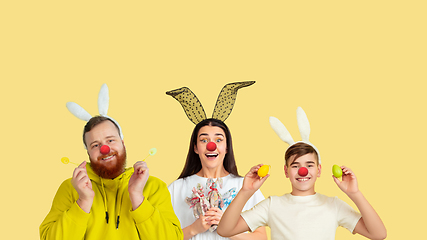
296,177 -> 310,182
205,153 -> 218,159
102,154 -> 115,161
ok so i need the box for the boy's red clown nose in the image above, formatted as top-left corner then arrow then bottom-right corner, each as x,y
298,167 -> 308,177
100,145 -> 110,155
206,142 -> 217,151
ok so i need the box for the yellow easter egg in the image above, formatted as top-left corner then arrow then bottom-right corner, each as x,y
257,165 -> 270,177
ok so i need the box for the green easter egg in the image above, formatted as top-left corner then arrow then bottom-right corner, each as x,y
332,165 -> 343,178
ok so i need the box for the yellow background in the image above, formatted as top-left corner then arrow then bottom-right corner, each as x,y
1,1 -> 425,239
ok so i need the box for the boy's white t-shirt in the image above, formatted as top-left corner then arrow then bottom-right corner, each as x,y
168,174 -> 264,240
241,193 -> 362,240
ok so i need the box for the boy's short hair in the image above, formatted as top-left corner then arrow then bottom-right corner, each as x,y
285,142 -> 319,166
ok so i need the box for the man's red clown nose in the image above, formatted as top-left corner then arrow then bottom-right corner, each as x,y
298,167 -> 308,177
100,145 -> 110,155
206,142 -> 217,151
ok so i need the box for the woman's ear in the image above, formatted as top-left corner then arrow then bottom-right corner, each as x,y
194,144 -> 199,154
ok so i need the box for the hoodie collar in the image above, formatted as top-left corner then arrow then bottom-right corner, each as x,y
84,161 -> 133,229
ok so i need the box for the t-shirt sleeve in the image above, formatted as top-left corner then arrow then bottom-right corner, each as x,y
240,196 -> 271,232
242,189 -> 265,211
335,197 -> 362,233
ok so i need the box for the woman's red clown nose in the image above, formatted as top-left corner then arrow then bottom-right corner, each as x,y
100,145 -> 110,155
206,142 -> 217,151
298,167 -> 308,177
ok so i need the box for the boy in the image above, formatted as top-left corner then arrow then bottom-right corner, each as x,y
217,108 -> 386,240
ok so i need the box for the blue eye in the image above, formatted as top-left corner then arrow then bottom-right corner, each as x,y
201,139 -> 208,143
216,139 -> 222,143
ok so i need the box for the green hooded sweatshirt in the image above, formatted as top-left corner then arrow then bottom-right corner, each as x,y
40,162 -> 183,240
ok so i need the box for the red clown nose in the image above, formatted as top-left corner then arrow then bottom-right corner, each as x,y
100,145 -> 110,155
206,142 -> 217,151
298,167 -> 308,177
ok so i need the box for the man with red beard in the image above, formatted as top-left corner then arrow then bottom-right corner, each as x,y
40,116 -> 183,240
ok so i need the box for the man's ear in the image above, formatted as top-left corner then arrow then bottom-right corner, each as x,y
284,165 -> 289,178
86,151 -> 91,162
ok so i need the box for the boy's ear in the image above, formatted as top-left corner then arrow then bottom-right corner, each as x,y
284,165 -> 289,178
317,164 -> 322,177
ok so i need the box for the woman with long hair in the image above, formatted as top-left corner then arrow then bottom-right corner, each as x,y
166,82 -> 266,240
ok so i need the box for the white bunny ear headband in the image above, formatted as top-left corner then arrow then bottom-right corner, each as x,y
66,84 -> 123,149
269,107 -> 321,164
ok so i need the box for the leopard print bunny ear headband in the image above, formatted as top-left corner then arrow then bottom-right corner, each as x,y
166,81 -> 255,124
66,84 -> 123,149
269,107 -> 321,164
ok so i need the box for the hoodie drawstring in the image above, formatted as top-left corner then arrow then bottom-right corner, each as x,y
115,176 -> 126,229
98,173 -> 128,229
100,177 -> 109,224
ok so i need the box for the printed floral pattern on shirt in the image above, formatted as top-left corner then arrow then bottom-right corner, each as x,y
185,178 -> 237,232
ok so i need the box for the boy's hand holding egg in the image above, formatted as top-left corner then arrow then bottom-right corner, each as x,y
257,165 -> 270,178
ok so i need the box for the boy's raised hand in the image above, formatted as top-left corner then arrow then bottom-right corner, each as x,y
333,166 -> 359,195
334,166 -> 387,239
242,164 -> 269,193
217,165 -> 266,238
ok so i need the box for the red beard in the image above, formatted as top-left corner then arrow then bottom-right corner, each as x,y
91,150 -> 127,179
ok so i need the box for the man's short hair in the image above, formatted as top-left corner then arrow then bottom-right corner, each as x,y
83,116 -> 121,147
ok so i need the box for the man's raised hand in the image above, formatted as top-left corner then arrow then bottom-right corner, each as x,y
71,161 -> 94,213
